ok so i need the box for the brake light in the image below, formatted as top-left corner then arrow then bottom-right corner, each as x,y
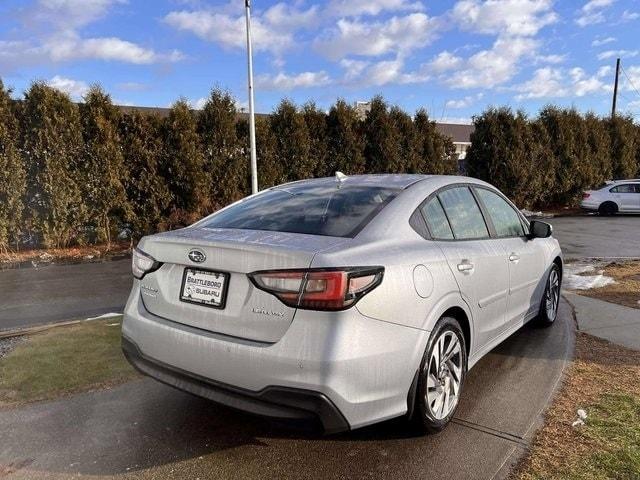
582,192 -> 591,199
248,267 -> 384,311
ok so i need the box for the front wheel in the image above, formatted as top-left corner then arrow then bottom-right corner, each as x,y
412,317 -> 467,433
535,264 -> 561,327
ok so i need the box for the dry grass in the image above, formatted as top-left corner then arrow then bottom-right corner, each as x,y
576,261 -> 640,309
0,317 -> 139,407
0,242 -> 131,265
512,333 -> 640,480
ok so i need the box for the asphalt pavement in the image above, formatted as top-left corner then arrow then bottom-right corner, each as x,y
546,214 -> 640,260
0,300 -> 573,480
0,259 -> 131,332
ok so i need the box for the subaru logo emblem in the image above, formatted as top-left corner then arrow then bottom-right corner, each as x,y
188,249 -> 206,263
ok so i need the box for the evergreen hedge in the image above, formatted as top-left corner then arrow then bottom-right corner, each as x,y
1,78 -> 638,250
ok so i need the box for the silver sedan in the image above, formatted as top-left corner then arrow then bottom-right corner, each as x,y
122,174 -> 562,434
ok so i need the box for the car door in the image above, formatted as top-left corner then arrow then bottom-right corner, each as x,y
473,187 -> 546,328
610,184 -> 637,212
421,186 -> 510,354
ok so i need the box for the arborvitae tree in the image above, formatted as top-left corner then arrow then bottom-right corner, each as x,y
466,107 -> 546,208
389,106 -> 418,173
198,88 -> 248,210
161,99 -> 208,225
237,116 -> 282,189
119,111 -> 171,237
270,99 -> 314,182
609,115 -> 638,180
0,80 -> 26,251
363,96 -> 403,173
21,82 -> 85,248
80,86 -> 129,245
326,99 -> 365,175
413,109 -> 457,174
538,107 -> 596,204
301,102 -> 329,178
584,113 -> 612,186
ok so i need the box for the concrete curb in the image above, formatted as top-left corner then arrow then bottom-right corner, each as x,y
0,314 -> 122,339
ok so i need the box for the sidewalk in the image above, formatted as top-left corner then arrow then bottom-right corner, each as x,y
564,291 -> 640,351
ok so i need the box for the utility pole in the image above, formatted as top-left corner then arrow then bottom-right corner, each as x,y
245,0 -> 258,194
611,57 -> 620,118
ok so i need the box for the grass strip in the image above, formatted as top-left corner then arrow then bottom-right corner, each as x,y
0,317 -> 139,407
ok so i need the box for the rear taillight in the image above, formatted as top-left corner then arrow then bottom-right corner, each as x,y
132,247 -> 161,279
582,192 -> 591,199
248,267 -> 384,311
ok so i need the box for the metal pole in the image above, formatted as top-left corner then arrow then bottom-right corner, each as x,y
245,0 -> 258,194
611,57 -> 620,118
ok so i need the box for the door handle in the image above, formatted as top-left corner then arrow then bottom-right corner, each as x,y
457,261 -> 474,274
509,253 -> 520,263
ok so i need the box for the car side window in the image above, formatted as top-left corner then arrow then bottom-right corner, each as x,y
610,184 -> 634,193
475,188 -> 525,238
421,197 -> 454,240
437,187 -> 489,240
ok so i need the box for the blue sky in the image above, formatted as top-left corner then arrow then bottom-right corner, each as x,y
1,0 -> 639,123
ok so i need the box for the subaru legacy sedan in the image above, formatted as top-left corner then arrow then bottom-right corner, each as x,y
122,174 -> 562,434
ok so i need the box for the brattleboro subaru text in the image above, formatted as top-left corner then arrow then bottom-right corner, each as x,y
122,174 -> 562,434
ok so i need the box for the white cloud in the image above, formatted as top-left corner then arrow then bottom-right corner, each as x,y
426,51 -> 464,73
29,0 -> 127,29
447,36 -> 539,89
314,13 -> 439,60
514,66 -> 607,99
445,93 -> 483,109
116,81 -> 148,91
47,75 -> 89,99
327,0 -> 424,17
1,0 -> 182,70
451,0 -> 558,37
164,3 -> 318,56
256,71 -> 332,90
576,0 -> 615,27
622,10 -> 640,21
592,36 -> 616,46
535,53 -> 566,64
597,49 -> 639,60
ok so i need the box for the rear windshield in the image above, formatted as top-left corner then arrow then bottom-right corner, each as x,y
203,184 -> 400,238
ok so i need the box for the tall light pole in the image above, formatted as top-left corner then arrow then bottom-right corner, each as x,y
245,0 -> 258,194
611,57 -> 620,119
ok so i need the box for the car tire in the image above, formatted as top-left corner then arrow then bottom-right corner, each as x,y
412,316 -> 467,434
534,264 -> 561,327
598,201 -> 618,216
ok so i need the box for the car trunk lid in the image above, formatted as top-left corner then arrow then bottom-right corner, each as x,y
137,227 -> 348,343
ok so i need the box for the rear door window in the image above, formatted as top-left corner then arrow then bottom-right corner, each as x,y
437,187 -> 489,240
203,184 -> 399,238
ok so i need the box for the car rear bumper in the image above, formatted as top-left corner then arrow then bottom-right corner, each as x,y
122,282 -> 428,431
122,335 -> 349,433
580,200 -> 599,210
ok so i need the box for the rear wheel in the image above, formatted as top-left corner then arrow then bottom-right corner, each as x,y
412,317 -> 467,433
598,201 -> 618,216
535,264 -> 561,327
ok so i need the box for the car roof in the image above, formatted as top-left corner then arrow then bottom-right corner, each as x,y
275,174 -> 431,190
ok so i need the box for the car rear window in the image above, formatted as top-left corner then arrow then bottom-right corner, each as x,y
203,184 -> 400,238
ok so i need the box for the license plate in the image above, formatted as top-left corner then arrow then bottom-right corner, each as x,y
180,268 -> 229,309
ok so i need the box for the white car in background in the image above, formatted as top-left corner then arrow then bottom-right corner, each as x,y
581,180 -> 640,215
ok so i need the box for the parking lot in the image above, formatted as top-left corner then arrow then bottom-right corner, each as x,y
0,214 -> 636,479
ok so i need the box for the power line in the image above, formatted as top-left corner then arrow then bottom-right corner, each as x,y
620,64 -> 640,100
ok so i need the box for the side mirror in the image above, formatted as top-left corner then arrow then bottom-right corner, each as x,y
529,220 -> 552,239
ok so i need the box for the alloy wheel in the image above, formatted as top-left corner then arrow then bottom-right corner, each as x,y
425,330 -> 463,420
545,268 -> 560,320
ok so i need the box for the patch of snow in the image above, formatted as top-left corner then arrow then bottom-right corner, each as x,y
521,209 -> 554,218
86,313 -> 122,321
564,262 -> 615,290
